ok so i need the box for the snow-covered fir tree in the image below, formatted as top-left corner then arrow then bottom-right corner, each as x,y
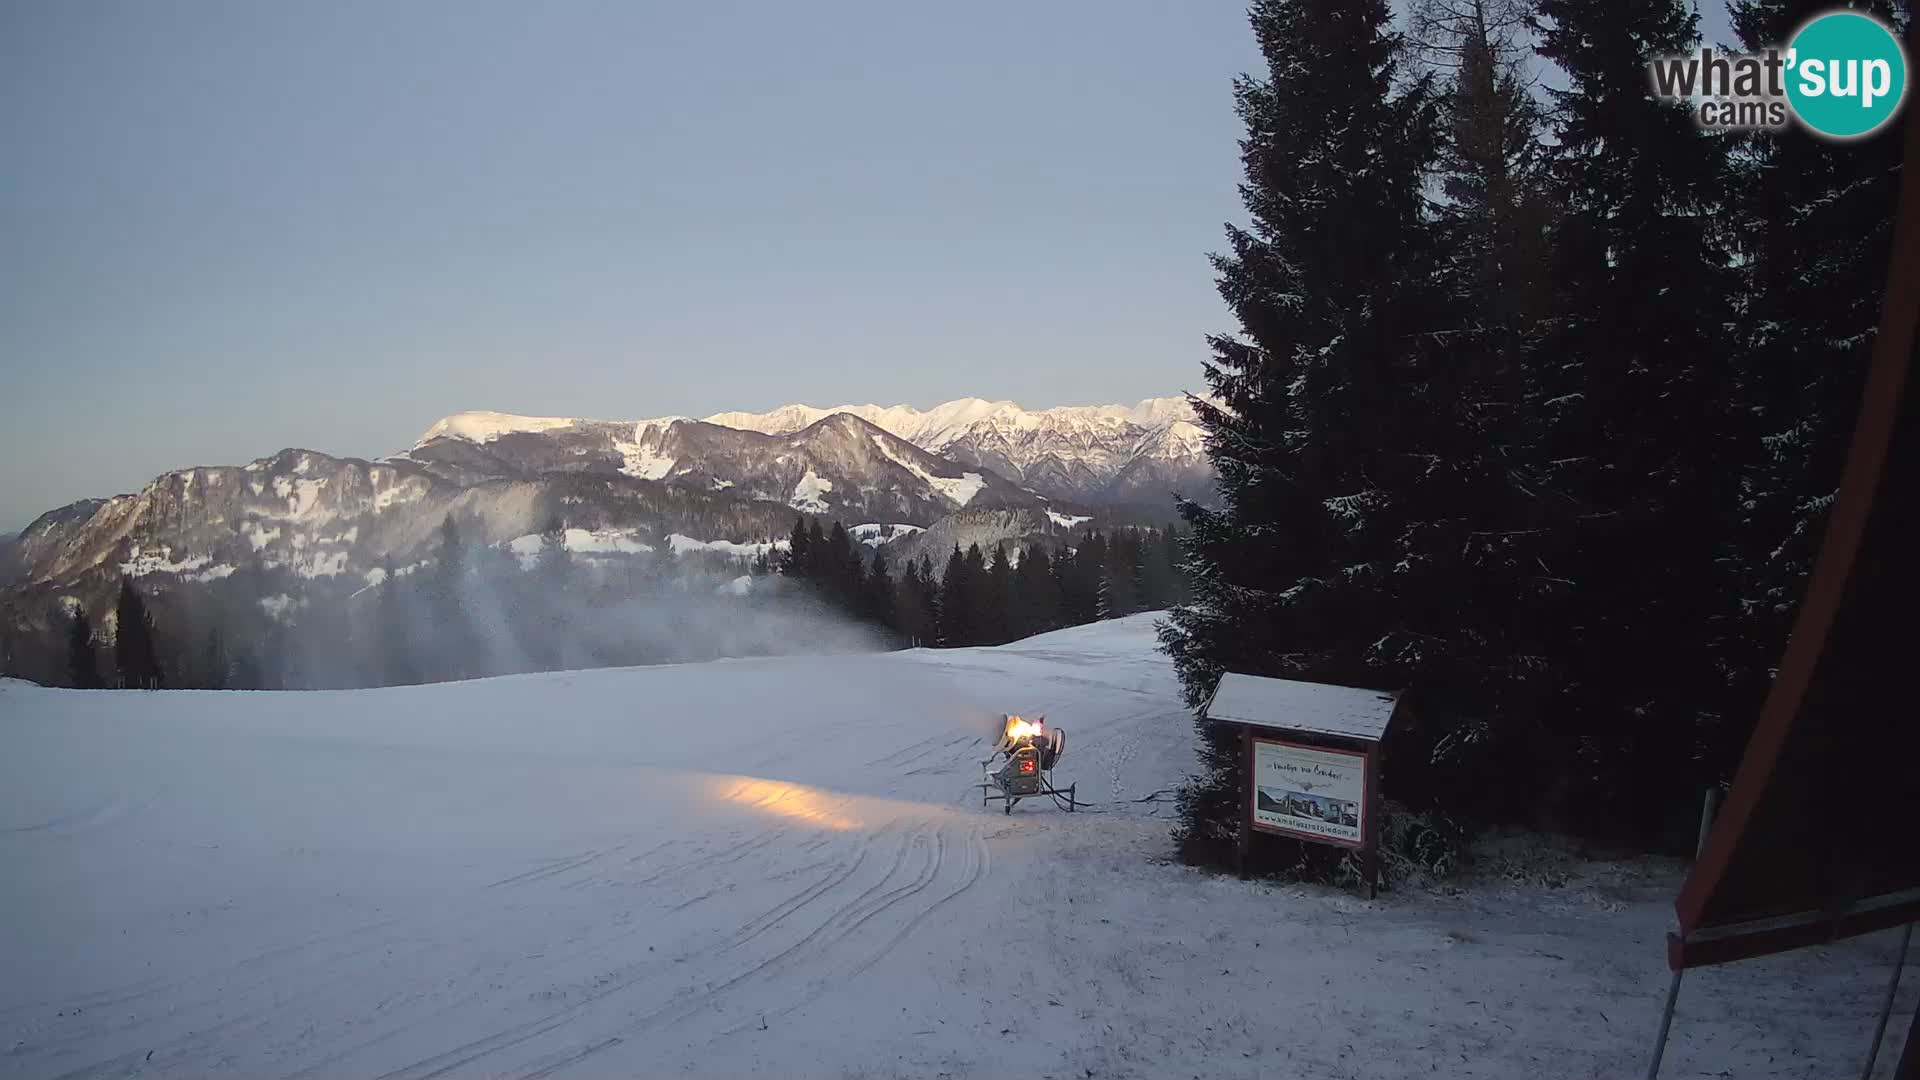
1527,0 -> 1745,837
114,579 -> 163,689
67,608 -> 101,689
1719,0 -> 1910,771
1158,0 -> 1442,868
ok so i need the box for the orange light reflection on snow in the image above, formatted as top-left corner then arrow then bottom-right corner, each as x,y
713,778 -> 862,831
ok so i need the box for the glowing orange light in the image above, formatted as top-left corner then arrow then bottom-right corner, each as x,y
1005,716 -> 1044,739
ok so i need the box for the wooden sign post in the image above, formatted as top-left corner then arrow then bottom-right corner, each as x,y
1202,673 -> 1401,897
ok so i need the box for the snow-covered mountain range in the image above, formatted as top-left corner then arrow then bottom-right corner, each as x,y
402,411 -> 1043,522
423,396 -> 1212,506
0,396 -> 1211,647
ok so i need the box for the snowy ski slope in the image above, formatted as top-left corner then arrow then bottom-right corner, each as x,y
1,615 -> 1909,1078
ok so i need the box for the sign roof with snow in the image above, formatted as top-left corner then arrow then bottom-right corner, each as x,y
1202,672 -> 1399,742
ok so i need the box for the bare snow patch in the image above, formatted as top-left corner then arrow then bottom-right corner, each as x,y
866,434 -> 986,506
790,470 -> 834,513
619,445 -> 676,481
507,528 -> 657,567
417,411 -> 581,445
927,471 -> 985,507
848,523 -> 925,548
565,528 -> 652,555
612,422 -> 679,481
1047,511 -> 1093,529
374,479 -> 424,514
297,551 -> 351,579
119,546 -> 212,578
270,476 -> 328,521
507,534 -> 548,571
666,534 -> 788,558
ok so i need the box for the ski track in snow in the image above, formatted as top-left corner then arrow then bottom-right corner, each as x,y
2,615 -> 1912,1079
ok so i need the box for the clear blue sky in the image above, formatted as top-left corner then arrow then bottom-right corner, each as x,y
0,2 -> 1736,532
0,1 -> 1263,529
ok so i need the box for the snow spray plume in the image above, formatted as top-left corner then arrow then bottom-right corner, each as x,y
267,553 -> 887,689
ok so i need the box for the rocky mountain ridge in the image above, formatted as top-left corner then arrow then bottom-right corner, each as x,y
0,395 -> 1209,652
425,394 -> 1213,506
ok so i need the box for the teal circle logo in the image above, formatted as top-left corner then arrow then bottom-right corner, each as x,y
1785,11 -> 1908,139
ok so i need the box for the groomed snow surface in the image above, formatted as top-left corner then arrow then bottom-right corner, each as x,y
2,615 -> 1910,1079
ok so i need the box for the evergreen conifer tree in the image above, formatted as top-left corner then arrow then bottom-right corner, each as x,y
897,557 -> 930,646
781,516 -> 811,577
529,516 -> 575,670
67,608 -> 101,689
114,579 -> 163,689
804,521 -> 828,585
1015,543 -> 1056,638
1531,0 -> 1742,836
201,625 -> 229,691
1157,0 -> 1442,866
918,554 -> 940,645
961,543 -> 988,640
1413,0 -> 1551,323
432,514 -> 472,682
536,515 -> 573,587
1285,0 -> 1565,818
983,544 -> 1014,645
1100,531 -> 1131,618
824,522 -> 859,614
1720,0 -> 1909,766
1068,532 -> 1105,624
865,551 -> 897,638
939,546 -> 970,646
1129,547 -> 1148,616
377,555 -> 415,686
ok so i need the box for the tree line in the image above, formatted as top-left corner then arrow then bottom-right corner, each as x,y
775,516 -> 1190,648
1161,0 -> 1905,872
63,579 -> 165,690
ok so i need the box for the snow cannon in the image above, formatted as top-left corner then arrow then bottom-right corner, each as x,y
979,714 -> 1077,814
